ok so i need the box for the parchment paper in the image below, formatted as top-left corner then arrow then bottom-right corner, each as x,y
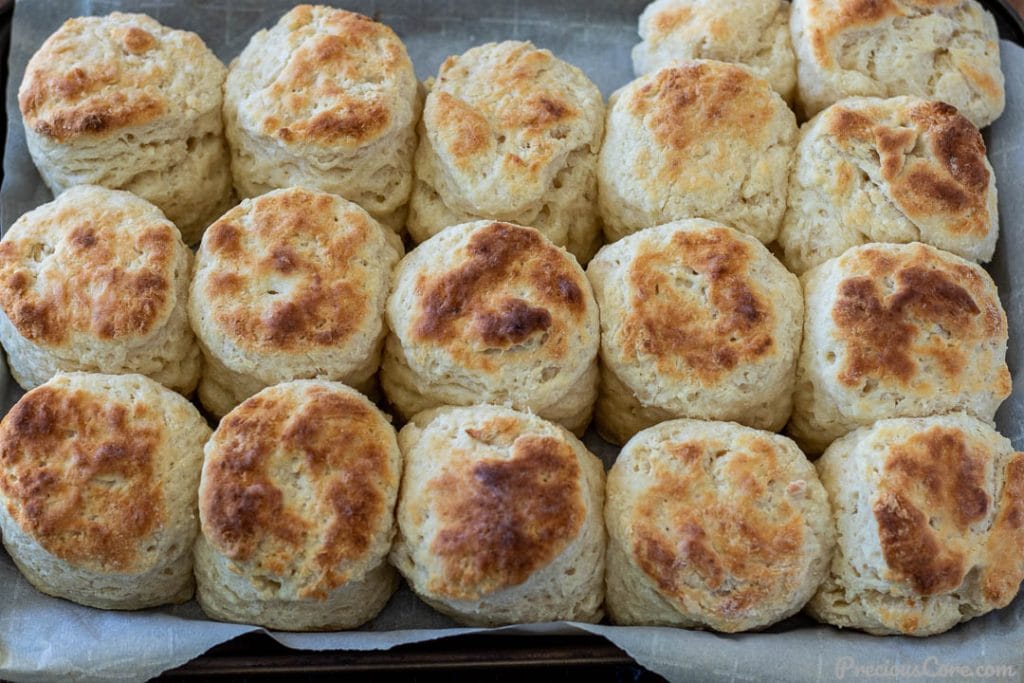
1,1 -> 1023,681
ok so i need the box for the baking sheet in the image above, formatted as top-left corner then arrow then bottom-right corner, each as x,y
1,1 -> 1023,681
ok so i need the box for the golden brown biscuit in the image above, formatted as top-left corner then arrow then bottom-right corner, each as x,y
18,12 -> 233,243
390,405 -> 605,626
382,221 -> 600,434
194,380 -> 401,631
791,0 -> 1004,127
190,187 -> 400,417
780,97 -> 998,274
605,419 -> 834,632
790,242 -> 1011,454
0,186 -> 199,394
810,414 -> 1024,635
0,373 -> 211,610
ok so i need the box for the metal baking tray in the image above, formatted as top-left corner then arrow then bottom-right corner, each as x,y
1,0 -> 1022,679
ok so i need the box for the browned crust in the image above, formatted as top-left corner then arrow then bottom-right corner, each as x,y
982,453 -> 1024,605
0,210 -> 177,346
631,436 -> 807,619
201,384 -> 393,598
831,246 -> 1007,391
259,8 -> 405,146
825,100 -> 991,236
426,430 -> 585,599
874,426 -> 993,595
619,227 -> 775,383
201,189 -> 375,353
628,62 -> 777,155
0,385 -> 164,572
412,222 -> 586,367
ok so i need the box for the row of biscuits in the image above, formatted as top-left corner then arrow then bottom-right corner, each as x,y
1,372 -> 1020,637
16,4 -> 1005,270
0,185 -> 1009,454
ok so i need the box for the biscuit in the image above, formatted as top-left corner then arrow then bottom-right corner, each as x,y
408,41 -> 605,262
0,372 -> 211,610
588,220 -> 802,445
0,186 -> 200,394
790,0 -> 1004,128
605,419 -> 834,632
789,242 -> 1011,454
189,187 -> 400,417
779,98 -> 999,274
18,12 -> 233,244
194,380 -> 401,631
224,5 -> 420,231
632,0 -> 797,102
809,413 -> 1024,636
381,221 -> 600,435
390,405 -> 606,626
598,61 -> 798,244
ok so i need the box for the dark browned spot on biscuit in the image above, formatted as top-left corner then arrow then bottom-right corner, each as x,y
0,385 -> 163,572
631,436 -> 807,626
202,386 -> 392,597
833,252 -> 991,387
474,299 -> 552,345
428,434 -> 584,599
413,223 -> 585,357
619,228 -> 775,382
287,102 -> 390,143
874,491 -> 966,595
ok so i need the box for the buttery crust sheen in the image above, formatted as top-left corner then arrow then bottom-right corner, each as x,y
390,405 -> 605,626
789,242 -> 1010,454
382,221 -> 600,434
790,0 -> 1004,127
605,419 -> 834,632
194,380 -> 400,631
0,373 -> 210,610
780,97 -> 998,274
810,414 -> 1024,636
190,187 -> 400,417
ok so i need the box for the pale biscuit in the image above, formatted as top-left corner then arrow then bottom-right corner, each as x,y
0,186 -> 199,394
790,0 -> 1004,127
598,61 -> 798,244
632,0 -> 797,102
810,414 -> 1024,636
390,405 -> 605,626
0,372 -> 211,610
189,187 -> 400,417
18,12 -> 232,244
194,380 -> 401,631
587,220 -> 802,445
605,419 -> 834,632
789,242 -> 1011,454
408,41 -> 605,262
381,221 -> 600,435
779,97 -> 998,274
224,5 -> 420,231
